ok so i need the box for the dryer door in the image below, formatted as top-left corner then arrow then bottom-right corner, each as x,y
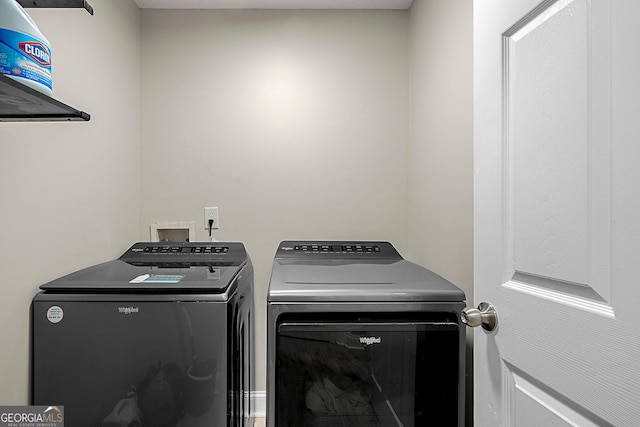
276,320 -> 461,427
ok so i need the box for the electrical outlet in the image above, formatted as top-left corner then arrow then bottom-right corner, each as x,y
204,207 -> 219,230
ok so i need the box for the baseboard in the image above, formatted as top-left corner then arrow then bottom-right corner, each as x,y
252,390 -> 266,417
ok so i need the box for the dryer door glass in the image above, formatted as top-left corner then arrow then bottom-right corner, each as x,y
276,321 -> 460,427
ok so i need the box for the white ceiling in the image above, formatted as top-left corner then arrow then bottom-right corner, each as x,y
132,0 -> 413,10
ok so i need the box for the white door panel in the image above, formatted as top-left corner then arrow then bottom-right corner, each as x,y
474,0 -> 640,425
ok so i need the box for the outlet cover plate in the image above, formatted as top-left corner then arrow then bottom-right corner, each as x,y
204,207 -> 219,230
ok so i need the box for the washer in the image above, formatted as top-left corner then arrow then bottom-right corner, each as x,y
32,242 -> 254,427
267,241 -> 466,427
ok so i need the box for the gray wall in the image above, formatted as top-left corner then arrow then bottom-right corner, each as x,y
408,0 -> 473,305
139,9 -> 410,393
0,0 -> 141,403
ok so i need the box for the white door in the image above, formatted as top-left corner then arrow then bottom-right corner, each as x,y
473,0 -> 640,425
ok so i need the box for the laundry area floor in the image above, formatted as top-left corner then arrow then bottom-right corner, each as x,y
254,418 -> 265,427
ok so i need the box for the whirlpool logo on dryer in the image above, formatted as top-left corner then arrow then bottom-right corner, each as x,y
359,336 -> 382,345
118,306 -> 139,315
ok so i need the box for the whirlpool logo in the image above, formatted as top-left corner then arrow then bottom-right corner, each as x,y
118,306 -> 139,315
0,405 -> 64,426
359,336 -> 382,346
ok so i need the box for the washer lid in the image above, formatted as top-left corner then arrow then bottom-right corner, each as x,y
40,242 -> 248,292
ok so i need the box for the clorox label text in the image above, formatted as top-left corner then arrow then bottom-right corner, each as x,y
19,41 -> 50,66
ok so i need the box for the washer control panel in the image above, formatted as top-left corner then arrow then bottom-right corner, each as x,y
120,242 -> 246,266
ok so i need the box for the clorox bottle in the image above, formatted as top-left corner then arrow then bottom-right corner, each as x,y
0,0 -> 52,96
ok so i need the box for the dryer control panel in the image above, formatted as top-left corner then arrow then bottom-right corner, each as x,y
276,241 -> 402,260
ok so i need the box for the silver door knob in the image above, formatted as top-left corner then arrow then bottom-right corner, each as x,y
462,302 -> 498,331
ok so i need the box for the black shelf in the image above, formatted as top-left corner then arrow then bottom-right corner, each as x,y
17,0 -> 93,15
0,0 -> 92,121
0,74 -> 90,122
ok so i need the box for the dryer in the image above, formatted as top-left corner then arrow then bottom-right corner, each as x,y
267,241 -> 466,427
32,242 -> 254,427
